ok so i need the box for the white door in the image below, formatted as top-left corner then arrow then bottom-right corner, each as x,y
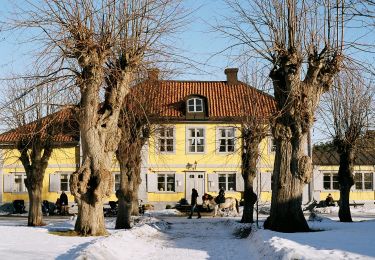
186,171 -> 205,204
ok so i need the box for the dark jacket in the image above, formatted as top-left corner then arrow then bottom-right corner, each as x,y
60,192 -> 68,206
191,189 -> 199,205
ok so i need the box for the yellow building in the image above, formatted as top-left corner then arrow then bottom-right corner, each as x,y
312,133 -> 375,204
0,68 -> 277,209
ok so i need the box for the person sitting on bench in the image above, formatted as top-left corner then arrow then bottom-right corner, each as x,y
325,193 -> 335,206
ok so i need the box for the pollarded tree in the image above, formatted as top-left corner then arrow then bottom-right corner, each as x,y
0,78 -> 77,226
12,0 -> 184,235
237,65 -> 275,223
222,0 -> 345,231
319,70 -> 374,222
115,74 -> 156,229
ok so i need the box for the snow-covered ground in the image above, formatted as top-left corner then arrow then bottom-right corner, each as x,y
0,208 -> 374,260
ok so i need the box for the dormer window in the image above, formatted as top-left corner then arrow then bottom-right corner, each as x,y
187,97 -> 203,112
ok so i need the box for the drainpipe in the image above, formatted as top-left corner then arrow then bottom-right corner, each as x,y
307,129 -> 313,202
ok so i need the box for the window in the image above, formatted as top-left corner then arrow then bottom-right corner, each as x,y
187,97 -> 203,112
269,137 -> 276,153
187,128 -> 205,153
323,173 -> 339,190
114,173 -> 120,191
157,173 -> 175,192
218,128 -> 235,153
158,127 -> 174,153
14,173 -> 27,192
218,173 -> 236,191
60,173 -> 71,192
354,172 -> 373,190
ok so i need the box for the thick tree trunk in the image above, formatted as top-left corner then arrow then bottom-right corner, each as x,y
72,153 -> 114,236
115,162 -> 134,229
116,139 -> 143,228
241,130 -> 261,223
131,178 -> 141,216
264,132 -> 312,232
241,178 -> 257,223
338,149 -> 354,222
75,199 -> 107,235
116,196 -> 132,229
70,66 -> 130,236
115,161 -> 133,229
264,47 -> 338,232
27,182 -> 44,226
19,143 -> 52,227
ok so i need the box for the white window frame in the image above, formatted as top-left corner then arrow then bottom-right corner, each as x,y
218,172 -> 237,192
13,172 -> 27,193
157,126 -> 176,154
354,172 -> 373,190
186,126 -> 205,153
217,127 -> 235,153
113,172 -> 120,192
187,97 -> 203,112
268,136 -> 276,153
59,173 -> 71,192
323,172 -> 339,190
157,172 -> 176,192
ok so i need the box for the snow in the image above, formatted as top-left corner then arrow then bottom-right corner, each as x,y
0,209 -> 375,260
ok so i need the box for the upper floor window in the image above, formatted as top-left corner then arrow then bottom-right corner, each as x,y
218,173 -> 236,191
187,97 -> 203,112
323,173 -> 339,190
218,128 -> 235,153
158,127 -> 175,153
14,173 -> 27,193
187,127 -> 205,153
354,172 -> 373,190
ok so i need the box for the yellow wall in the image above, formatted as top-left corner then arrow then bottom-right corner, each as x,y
318,165 -> 375,201
1,122 -> 276,205
2,147 -> 78,203
146,123 -> 274,203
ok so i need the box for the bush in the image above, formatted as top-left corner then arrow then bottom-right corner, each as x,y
165,204 -> 172,209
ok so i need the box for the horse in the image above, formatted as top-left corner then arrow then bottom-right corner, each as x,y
202,193 -> 239,217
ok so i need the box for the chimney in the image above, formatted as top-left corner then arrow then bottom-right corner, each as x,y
148,68 -> 160,81
224,68 -> 239,85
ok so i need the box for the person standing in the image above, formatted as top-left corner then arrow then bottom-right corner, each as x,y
60,191 -> 69,215
188,188 -> 201,219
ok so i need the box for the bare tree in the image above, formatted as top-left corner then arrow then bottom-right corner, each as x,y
0,78 -> 76,226
11,0 -> 184,235
221,0 -> 345,232
319,70 -> 374,222
115,74 -> 155,229
236,64 -> 274,223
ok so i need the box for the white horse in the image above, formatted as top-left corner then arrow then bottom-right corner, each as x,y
202,194 -> 239,217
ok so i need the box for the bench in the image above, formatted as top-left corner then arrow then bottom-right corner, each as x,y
349,202 -> 365,208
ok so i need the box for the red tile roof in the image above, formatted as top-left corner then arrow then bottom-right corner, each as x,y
131,80 -> 276,121
0,79 -> 276,144
0,107 -> 79,146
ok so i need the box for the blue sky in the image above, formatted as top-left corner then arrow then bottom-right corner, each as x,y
0,1 -> 235,81
0,1 -> 373,143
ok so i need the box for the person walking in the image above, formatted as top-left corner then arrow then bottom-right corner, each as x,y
188,188 -> 201,219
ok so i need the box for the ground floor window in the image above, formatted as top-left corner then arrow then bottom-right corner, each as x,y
323,173 -> 339,190
60,173 -> 71,192
114,173 -> 120,191
14,173 -> 27,192
157,173 -> 175,192
354,172 -> 373,190
218,173 -> 236,191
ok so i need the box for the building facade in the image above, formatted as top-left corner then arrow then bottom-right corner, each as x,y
1,69 -> 373,209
